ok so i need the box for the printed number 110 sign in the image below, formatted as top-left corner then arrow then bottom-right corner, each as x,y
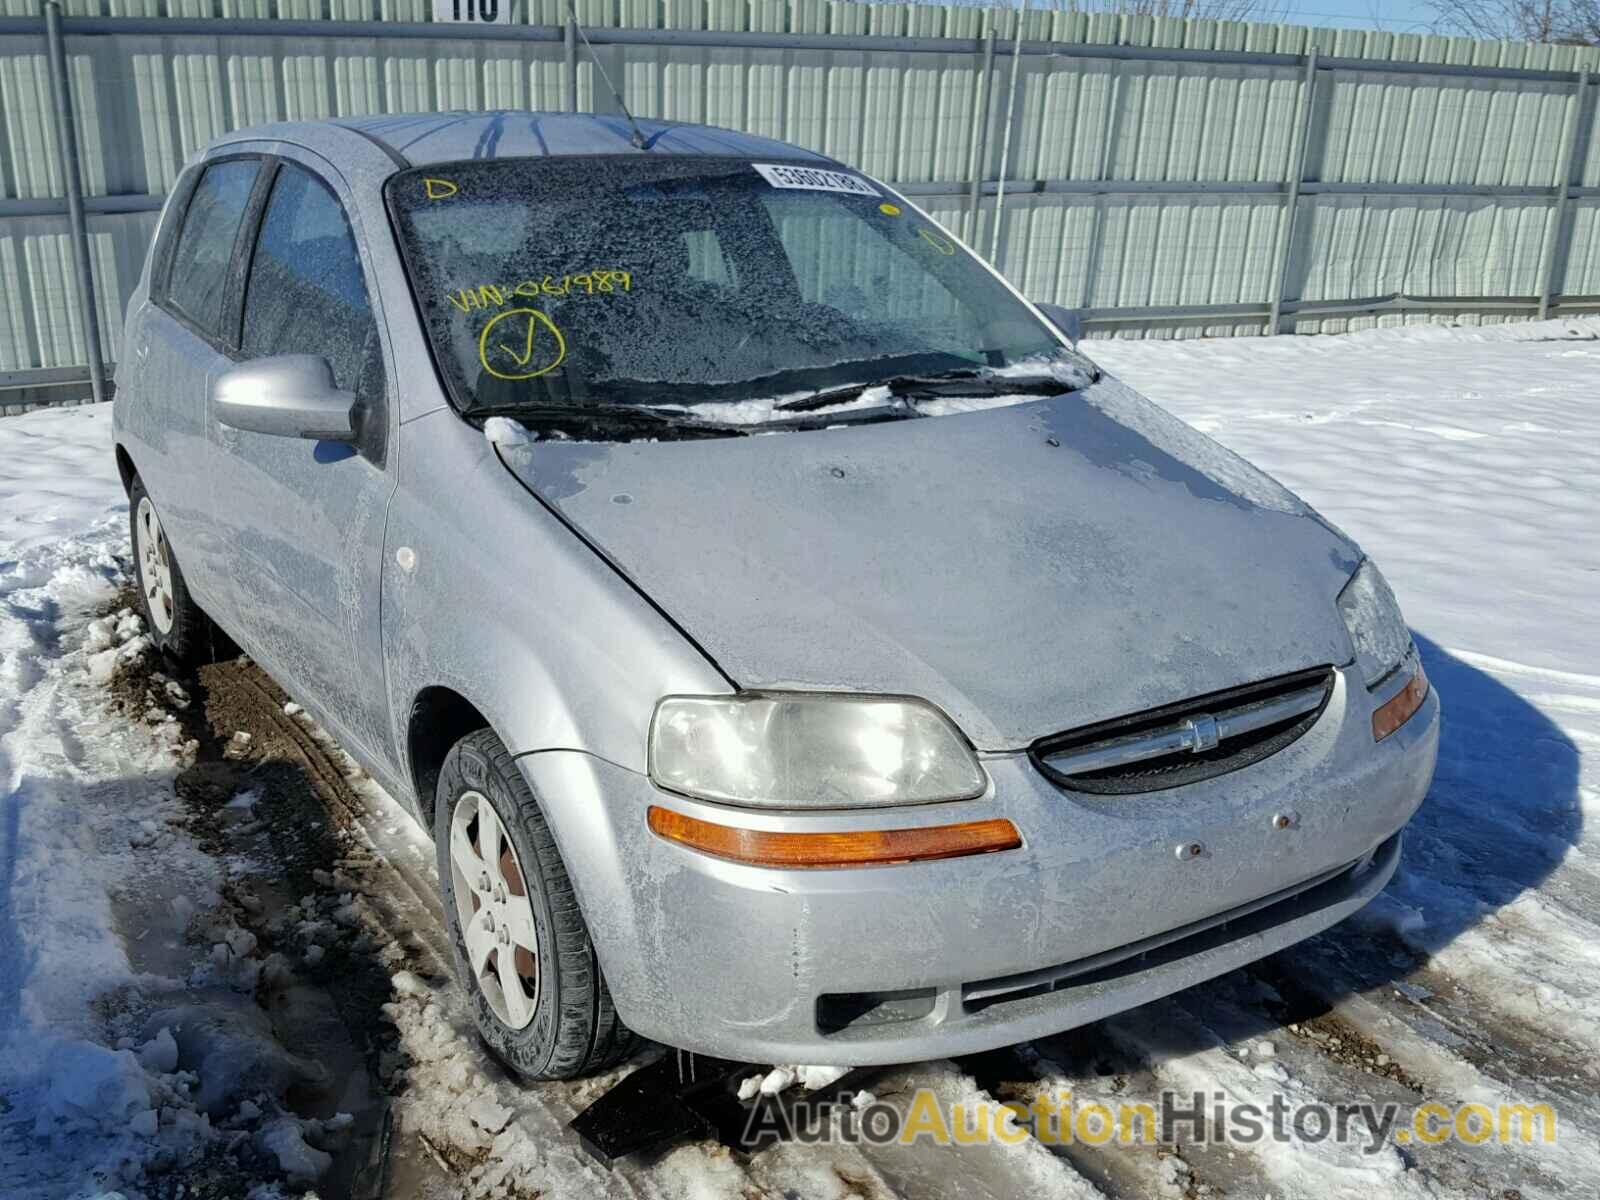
433,0 -> 510,22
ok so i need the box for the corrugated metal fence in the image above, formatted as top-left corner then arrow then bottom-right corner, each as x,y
4,0 -> 1600,403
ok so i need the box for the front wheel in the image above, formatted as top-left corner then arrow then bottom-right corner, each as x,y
128,475 -> 215,666
434,728 -> 636,1079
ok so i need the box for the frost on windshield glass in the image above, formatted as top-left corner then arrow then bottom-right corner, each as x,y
385,156 -> 1070,418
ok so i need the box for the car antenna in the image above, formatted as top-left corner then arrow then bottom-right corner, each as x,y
565,0 -> 650,150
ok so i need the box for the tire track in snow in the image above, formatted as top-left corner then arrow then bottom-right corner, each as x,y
1302,986 -> 1587,1196
1001,1038 -> 1268,1199
1257,943 -> 1600,1172
836,1061 -> 1104,1200
963,934 -> 1592,1200
203,662 -> 459,977
1095,997 -> 1435,1200
1167,966 -> 1580,1199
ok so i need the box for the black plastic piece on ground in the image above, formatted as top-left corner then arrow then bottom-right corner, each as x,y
570,1051 -> 746,1167
570,1051 -> 882,1167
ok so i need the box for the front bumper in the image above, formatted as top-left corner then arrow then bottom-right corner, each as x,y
521,666 -> 1438,1064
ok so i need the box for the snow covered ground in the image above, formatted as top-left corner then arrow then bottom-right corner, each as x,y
1,318 -> 1597,1199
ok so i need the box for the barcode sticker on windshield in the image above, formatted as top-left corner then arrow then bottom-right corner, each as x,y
752,163 -> 880,197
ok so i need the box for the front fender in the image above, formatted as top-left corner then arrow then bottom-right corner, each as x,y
380,409 -> 727,806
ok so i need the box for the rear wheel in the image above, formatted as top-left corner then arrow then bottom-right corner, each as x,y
128,475 -> 215,666
435,728 -> 637,1079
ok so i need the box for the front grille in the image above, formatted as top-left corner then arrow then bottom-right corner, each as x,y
1033,666 -> 1334,794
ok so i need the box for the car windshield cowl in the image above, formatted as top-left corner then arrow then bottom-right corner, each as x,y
477,348 -> 1098,439
474,403 -> 758,442
773,359 -> 1097,413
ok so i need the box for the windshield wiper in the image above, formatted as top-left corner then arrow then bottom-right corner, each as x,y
472,404 -> 750,440
906,373 -> 1082,400
772,367 -> 1077,413
771,370 -> 978,413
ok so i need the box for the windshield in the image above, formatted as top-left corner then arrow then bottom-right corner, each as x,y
385,156 -> 1077,423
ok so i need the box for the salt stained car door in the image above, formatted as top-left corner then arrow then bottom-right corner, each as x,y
205,158 -> 398,768
132,156 -> 263,608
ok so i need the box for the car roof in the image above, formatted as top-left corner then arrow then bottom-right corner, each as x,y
210,111 -> 839,175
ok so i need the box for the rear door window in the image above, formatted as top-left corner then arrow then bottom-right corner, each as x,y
241,163 -> 383,398
164,159 -> 259,339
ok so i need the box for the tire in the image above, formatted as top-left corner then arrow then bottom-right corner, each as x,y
434,728 -> 637,1080
128,475 -> 218,667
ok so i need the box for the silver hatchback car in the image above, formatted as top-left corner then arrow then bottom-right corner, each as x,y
113,112 -> 1439,1080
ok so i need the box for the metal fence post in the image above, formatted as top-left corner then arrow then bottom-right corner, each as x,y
1537,68 -> 1590,321
987,0 -> 1027,267
1267,45 -> 1319,336
963,9 -> 996,245
42,0 -> 107,405
564,13 -> 578,112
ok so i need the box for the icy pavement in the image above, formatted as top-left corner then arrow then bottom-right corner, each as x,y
2,318 -> 1599,1198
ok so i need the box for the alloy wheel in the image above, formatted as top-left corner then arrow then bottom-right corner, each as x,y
135,496 -> 176,635
448,790 -> 541,1030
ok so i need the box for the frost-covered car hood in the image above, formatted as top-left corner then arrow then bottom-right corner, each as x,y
495,378 -> 1361,750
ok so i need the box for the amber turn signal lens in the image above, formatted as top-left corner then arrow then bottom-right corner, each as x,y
646,807 -> 1022,869
1372,662 -> 1429,742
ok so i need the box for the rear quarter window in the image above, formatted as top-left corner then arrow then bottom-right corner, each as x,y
165,159 -> 259,339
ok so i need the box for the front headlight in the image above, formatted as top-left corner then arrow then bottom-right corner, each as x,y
1337,560 -> 1412,688
649,693 -> 988,809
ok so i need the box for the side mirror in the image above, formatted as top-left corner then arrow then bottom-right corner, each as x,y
213,354 -> 357,442
1034,302 -> 1084,348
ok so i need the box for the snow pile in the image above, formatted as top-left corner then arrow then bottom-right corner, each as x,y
656,383 -> 896,426
482,416 -> 533,446
256,1118 -> 332,1187
84,608 -> 154,685
376,974 -> 618,1195
738,1064 -> 851,1099
38,1044 -> 153,1133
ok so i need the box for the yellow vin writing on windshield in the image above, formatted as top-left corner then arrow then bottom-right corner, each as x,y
478,308 -> 567,381
447,271 -> 633,314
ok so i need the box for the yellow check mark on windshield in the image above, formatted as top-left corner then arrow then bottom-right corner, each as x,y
478,308 -> 566,381
499,314 -> 538,366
